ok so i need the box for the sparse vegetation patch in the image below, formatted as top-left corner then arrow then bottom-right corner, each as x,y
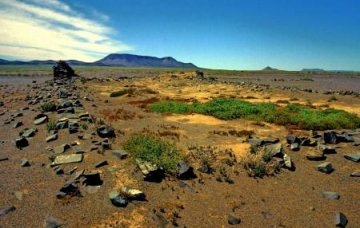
123,134 -> 182,174
150,99 -> 360,130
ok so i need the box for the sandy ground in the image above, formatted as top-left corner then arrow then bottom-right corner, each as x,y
0,70 -> 360,227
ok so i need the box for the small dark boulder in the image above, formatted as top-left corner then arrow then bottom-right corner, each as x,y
177,161 -> 196,180
97,125 -> 115,138
228,214 -> 241,225
324,131 -> 337,144
335,212 -> 348,227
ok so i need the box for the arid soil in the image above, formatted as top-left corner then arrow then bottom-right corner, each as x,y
0,69 -> 359,228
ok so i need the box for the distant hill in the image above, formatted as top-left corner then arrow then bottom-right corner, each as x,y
301,68 -> 326,72
95,54 -> 197,68
262,66 -> 278,71
0,54 -> 197,68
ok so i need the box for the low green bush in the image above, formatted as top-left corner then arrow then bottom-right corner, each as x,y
150,99 -> 360,130
123,134 -> 182,174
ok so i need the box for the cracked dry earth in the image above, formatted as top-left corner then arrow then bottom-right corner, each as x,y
0,71 -> 360,228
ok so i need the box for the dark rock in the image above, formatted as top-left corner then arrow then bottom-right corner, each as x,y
344,152 -> 360,162
109,191 -> 128,207
264,143 -> 283,157
335,212 -> 348,227
20,159 -> 30,167
15,136 -> 29,149
136,159 -> 165,182
112,149 -> 128,160
311,130 -> 322,138
97,125 -> 115,138
197,163 -> 214,174
56,119 -> 68,129
301,138 -> 317,147
56,182 -> 81,199
68,122 -> 79,134
318,144 -> 336,154
53,166 -> 64,175
82,171 -> 103,186
321,191 -> 340,200
286,135 -> 301,144
317,162 -> 334,174
95,160 -> 108,168
101,139 -> 111,150
0,206 -> 16,216
324,131 -> 337,144
336,133 -> 354,143
177,161 -> 196,180
228,214 -> 241,225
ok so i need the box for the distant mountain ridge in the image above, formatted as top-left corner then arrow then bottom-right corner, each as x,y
0,54 -> 197,68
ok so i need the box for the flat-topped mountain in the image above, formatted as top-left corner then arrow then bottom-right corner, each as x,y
0,54 -> 197,68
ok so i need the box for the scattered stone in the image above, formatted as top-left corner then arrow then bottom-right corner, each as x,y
248,137 -> 279,148
72,146 -> 85,154
177,160 -> 196,180
34,115 -> 48,125
82,171 -> 103,186
290,142 -> 300,151
101,138 -> 111,150
13,121 -> 23,128
350,170 -> 360,177
56,182 -> 80,199
67,121 -> 78,134
54,143 -> 70,154
56,119 -> 68,129
20,159 -> 30,167
336,133 -> 354,143
43,216 -> 63,228
321,191 -> 340,200
109,190 -> 128,207
317,162 -> 334,174
53,166 -> 64,175
286,135 -> 301,144
197,163 -> 214,174
112,149 -> 128,160
306,151 -> 326,161
15,136 -> 29,149
324,131 -> 337,144
95,160 -> 108,168
335,212 -> 348,227
283,154 -> 293,169
84,185 -> 101,194
0,156 -> 9,162
264,143 -> 283,157
46,134 -> 58,142
53,154 -> 83,165
301,138 -> 317,147
319,144 -> 336,154
228,214 -> 241,225
21,128 -> 37,138
344,152 -> 360,162
97,125 -> 115,138
0,206 -> 16,216
136,159 -> 165,182
121,187 -> 146,201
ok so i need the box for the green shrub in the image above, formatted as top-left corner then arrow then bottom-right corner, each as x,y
46,120 -> 57,132
123,134 -> 182,174
150,99 -> 360,130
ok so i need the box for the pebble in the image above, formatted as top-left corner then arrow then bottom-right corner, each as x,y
317,162 -> 333,174
228,214 -> 241,225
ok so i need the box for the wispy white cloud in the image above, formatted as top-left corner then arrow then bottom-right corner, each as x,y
0,0 -> 132,61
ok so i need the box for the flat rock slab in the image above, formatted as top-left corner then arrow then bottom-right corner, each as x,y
350,170 -> 360,177
321,191 -> 340,200
46,134 -> 58,142
317,162 -> 334,174
112,149 -> 128,160
33,116 -> 48,125
54,154 -> 83,165
306,151 -> 326,161
54,144 -> 70,154
344,152 -> 360,162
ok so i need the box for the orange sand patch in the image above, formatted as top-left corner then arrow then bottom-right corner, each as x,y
165,114 -> 227,126
219,143 -> 251,161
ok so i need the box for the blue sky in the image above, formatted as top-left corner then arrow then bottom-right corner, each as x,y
1,0 -> 360,70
